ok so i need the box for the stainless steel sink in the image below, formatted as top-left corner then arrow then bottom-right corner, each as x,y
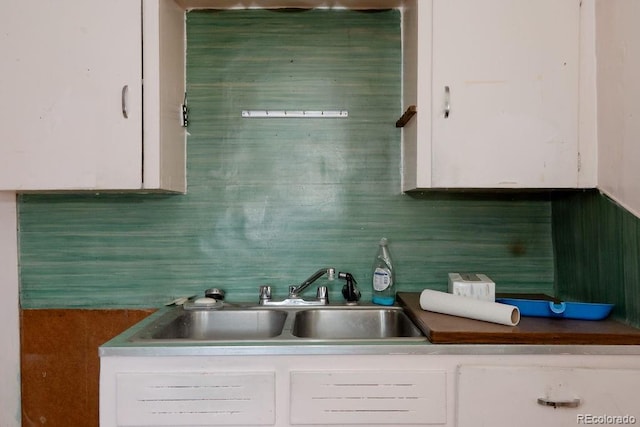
126,304 -> 426,343
291,306 -> 424,339
129,308 -> 288,341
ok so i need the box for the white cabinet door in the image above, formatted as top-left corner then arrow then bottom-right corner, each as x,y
403,0 -> 581,190
142,0 -> 187,193
0,0 -> 142,191
290,370 -> 447,425
116,372 -> 276,426
457,365 -> 640,427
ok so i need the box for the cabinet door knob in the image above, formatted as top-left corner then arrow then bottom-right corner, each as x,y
537,397 -> 581,408
443,86 -> 450,118
121,85 -> 129,119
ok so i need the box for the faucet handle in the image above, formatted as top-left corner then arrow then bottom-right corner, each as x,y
316,285 -> 329,304
288,285 -> 298,297
259,285 -> 272,303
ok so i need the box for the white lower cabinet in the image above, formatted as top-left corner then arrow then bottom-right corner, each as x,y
100,355 -> 451,426
457,365 -> 640,427
100,353 -> 640,427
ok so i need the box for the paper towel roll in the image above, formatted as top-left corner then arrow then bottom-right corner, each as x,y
420,289 -> 520,326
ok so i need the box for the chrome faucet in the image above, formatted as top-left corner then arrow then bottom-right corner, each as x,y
289,267 -> 335,298
259,267 -> 335,306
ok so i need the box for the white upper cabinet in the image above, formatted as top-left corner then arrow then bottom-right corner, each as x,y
596,1 -> 640,218
402,0 -> 586,190
0,0 -> 185,192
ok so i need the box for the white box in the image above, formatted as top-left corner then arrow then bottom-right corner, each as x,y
448,273 -> 495,302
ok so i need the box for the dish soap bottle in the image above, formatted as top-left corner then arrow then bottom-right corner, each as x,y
372,237 -> 395,305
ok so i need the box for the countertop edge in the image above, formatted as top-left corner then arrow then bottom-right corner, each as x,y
99,343 -> 640,358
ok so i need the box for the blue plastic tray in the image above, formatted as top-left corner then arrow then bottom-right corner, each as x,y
496,298 -> 614,320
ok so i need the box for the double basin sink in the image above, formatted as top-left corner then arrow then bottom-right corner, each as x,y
128,304 -> 426,344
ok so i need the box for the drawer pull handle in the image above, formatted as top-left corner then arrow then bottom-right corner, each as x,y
443,86 -> 451,118
121,85 -> 129,119
537,397 -> 581,408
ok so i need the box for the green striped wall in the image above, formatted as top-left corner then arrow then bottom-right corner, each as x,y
553,190 -> 640,326
18,9 -> 554,308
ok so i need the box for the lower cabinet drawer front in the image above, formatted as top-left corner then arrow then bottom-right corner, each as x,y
457,365 -> 640,427
116,371 -> 275,426
290,370 -> 447,425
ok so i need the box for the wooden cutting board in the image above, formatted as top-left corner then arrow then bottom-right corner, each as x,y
397,292 -> 640,345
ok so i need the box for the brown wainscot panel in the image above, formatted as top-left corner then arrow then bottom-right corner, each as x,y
20,309 -> 154,427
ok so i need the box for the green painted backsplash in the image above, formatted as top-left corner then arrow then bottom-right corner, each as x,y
18,9 -> 555,308
553,190 -> 640,326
